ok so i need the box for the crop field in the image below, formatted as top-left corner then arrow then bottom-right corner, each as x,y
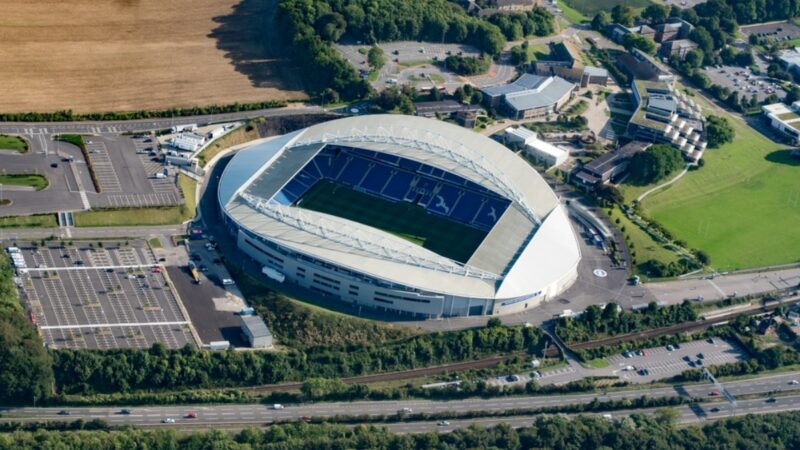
562,0 -> 652,19
298,180 -> 488,263
0,0 -> 304,113
638,116 -> 800,271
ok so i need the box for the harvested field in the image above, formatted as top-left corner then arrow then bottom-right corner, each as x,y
0,0 -> 305,114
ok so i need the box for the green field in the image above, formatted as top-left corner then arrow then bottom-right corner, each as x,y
297,180 -> 488,263
637,117 -> 800,270
0,174 -> 48,191
0,135 -> 28,153
562,0 -> 651,18
0,214 -> 57,228
556,0 -> 589,24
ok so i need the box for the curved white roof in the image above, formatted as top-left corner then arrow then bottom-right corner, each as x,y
219,115 -> 580,299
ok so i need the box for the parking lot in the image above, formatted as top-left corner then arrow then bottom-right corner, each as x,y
335,41 -> 482,92
607,338 -> 748,382
703,65 -> 786,102
161,237 -> 248,346
741,21 -> 800,42
10,241 -> 196,350
86,135 -> 183,209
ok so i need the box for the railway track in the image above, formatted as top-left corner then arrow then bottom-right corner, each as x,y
241,354 -> 519,393
567,297 -> 800,351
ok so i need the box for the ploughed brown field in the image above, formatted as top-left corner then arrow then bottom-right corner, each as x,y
0,0 -> 305,113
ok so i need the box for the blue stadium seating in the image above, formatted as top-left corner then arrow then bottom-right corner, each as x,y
272,144 -> 511,231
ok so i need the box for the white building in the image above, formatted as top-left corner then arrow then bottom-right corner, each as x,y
505,127 -> 568,168
762,102 -> 800,144
218,115 -> 582,319
240,315 -> 273,348
171,132 -> 206,152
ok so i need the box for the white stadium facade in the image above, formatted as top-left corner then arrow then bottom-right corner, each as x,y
218,115 -> 581,318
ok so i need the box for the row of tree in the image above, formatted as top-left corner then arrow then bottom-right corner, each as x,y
556,301 -> 698,344
2,411 -> 800,449
52,322 -> 545,395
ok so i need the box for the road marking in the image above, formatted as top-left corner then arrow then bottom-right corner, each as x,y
40,321 -> 189,330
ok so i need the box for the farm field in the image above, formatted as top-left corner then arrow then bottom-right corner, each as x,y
561,0 -> 652,19
637,116 -> 800,271
0,0 -> 304,113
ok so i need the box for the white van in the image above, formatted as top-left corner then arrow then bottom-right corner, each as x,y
222,278 -> 235,286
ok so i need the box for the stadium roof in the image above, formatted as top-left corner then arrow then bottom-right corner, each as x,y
220,115 -> 579,299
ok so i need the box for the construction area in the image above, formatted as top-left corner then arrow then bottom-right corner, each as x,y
8,241 -> 197,350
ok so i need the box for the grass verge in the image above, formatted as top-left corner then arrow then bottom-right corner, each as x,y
606,206 -> 680,276
556,0 -> 588,24
0,214 -> 58,228
148,237 -> 162,248
0,174 -> 48,191
0,135 -> 28,152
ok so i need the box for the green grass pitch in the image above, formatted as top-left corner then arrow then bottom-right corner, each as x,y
296,179 -> 488,263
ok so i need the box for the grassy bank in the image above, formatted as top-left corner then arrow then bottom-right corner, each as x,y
0,174 -> 48,191
196,125 -> 259,167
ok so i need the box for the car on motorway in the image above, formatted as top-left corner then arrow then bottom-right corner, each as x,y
710,407 -> 720,413
710,390 -> 720,396
185,412 -> 197,419
400,407 -> 413,413
438,420 -> 450,426
162,418 -> 176,423
790,380 -> 799,385
766,397 -> 777,403
58,410 -> 71,415
120,409 -> 132,415
272,404 -> 285,410
301,416 -> 312,421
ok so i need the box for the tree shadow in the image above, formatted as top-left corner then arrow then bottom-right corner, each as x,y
765,149 -> 800,166
208,0 -> 303,91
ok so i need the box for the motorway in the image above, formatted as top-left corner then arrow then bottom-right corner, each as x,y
3,371 -> 800,429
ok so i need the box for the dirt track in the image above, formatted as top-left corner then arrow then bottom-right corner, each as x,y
0,0 -> 304,113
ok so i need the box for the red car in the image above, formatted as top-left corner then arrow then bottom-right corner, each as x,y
710,390 -> 720,396
152,267 -> 161,273
185,412 -> 197,419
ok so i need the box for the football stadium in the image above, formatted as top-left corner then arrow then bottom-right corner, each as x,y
218,115 -> 581,318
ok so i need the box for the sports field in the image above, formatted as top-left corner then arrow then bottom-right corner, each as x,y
0,0 -> 304,113
561,0 -> 652,18
297,180 -> 488,263
637,116 -> 800,271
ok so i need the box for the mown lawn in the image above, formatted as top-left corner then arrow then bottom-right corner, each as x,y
0,174 -> 48,191
556,0 -> 588,24
606,206 -> 680,275
0,135 -> 28,152
197,125 -> 259,167
638,116 -> 800,270
562,0 -> 651,18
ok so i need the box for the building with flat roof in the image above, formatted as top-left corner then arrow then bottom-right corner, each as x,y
482,74 -> 576,119
240,315 -> 273,348
626,80 -> 706,161
659,39 -> 698,60
762,102 -> 800,144
779,47 -> 800,74
534,41 -> 610,87
414,100 -> 481,128
573,141 -> 650,188
616,48 -> 674,83
218,115 -> 581,318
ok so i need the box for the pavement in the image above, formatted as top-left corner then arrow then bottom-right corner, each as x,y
647,268 -> 800,304
3,370 -> 800,429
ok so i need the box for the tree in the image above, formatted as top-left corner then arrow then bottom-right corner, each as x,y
785,86 -> 800,104
641,4 -> 668,23
367,46 -> 386,70
510,45 -> 529,66
628,144 -> 684,184
706,115 -> 735,148
684,48 -> 704,68
591,12 -> 610,32
623,33 -> 657,54
612,5 -> 635,26
316,12 -> 347,42
689,28 -> 714,63
695,250 -> 711,265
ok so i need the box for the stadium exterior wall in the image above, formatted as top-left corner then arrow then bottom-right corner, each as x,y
223,214 -> 578,319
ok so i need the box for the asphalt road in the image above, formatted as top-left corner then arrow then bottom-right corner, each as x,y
3,371 -> 799,428
0,106 -> 324,135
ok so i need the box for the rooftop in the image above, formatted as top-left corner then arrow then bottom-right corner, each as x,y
481,73 -> 552,98
241,315 -> 272,338
503,76 -> 575,112
582,141 -> 649,176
